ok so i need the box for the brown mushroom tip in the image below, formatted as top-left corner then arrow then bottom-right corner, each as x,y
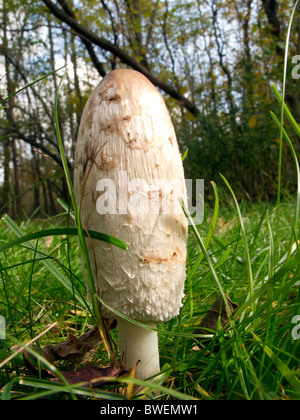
101,68 -> 151,83
98,68 -> 162,103
99,68 -> 159,93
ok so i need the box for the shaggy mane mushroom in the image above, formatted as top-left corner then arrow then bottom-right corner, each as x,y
74,69 -> 188,380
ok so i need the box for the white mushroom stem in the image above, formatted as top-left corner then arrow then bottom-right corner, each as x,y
118,318 -> 160,380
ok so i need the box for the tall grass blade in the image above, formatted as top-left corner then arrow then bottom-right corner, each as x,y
17,377 -> 125,400
187,181 -> 219,284
180,198 -> 261,400
57,198 -> 75,220
270,110 -> 300,240
181,198 -> 232,319
252,333 -> 300,394
1,379 -> 16,400
271,83 -> 300,138
0,171 -> 62,215
187,181 -> 219,317
219,174 -> 255,318
274,0 -> 299,262
1,214 -> 90,311
0,226 -> 127,254
182,148 -> 189,162
17,372 -> 197,401
54,75 -> 117,365
0,65 -> 67,106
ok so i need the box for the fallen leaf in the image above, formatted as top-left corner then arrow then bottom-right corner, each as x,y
195,294 -> 238,336
51,365 -> 124,387
41,327 -> 101,364
23,350 -> 126,388
22,325 -> 126,389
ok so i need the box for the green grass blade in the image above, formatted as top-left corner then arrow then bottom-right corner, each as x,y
180,199 -> 233,322
178,205 -> 262,399
187,181 -> 219,284
17,377 -> 126,400
252,333 -> 300,394
219,174 -> 255,318
54,76 -> 97,313
57,198 -> 75,220
235,255 -> 299,320
1,379 -> 16,400
17,371 -> 197,401
270,111 -> 300,243
270,83 -> 300,139
187,181 -> 219,317
0,65 -> 67,106
182,148 -> 189,162
54,76 -> 117,365
4,332 -> 77,399
273,0 -> 299,268
0,170 -> 62,215
1,214 -> 90,311
0,226 -> 127,254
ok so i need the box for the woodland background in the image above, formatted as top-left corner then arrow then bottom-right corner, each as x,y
0,0 -> 300,218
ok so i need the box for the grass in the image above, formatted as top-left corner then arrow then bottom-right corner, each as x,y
0,4 -> 300,400
0,195 -> 299,400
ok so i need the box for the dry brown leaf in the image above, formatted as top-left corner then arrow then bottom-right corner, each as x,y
51,365 -> 125,387
22,325 -> 126,388
41,327 -> 101,364
196,294 -> 238,336
23,350 -> 125,388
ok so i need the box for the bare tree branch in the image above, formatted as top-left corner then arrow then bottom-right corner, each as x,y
57,0 -> 107,77
0,129 -> 63,168
41,0 -> 200,115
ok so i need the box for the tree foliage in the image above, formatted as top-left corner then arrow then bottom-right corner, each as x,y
0,0 -> 299,216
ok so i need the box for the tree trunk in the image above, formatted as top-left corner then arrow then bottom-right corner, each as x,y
261,0 -> 281,40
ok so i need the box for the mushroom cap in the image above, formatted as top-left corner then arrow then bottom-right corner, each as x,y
74,69 -> 188,324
